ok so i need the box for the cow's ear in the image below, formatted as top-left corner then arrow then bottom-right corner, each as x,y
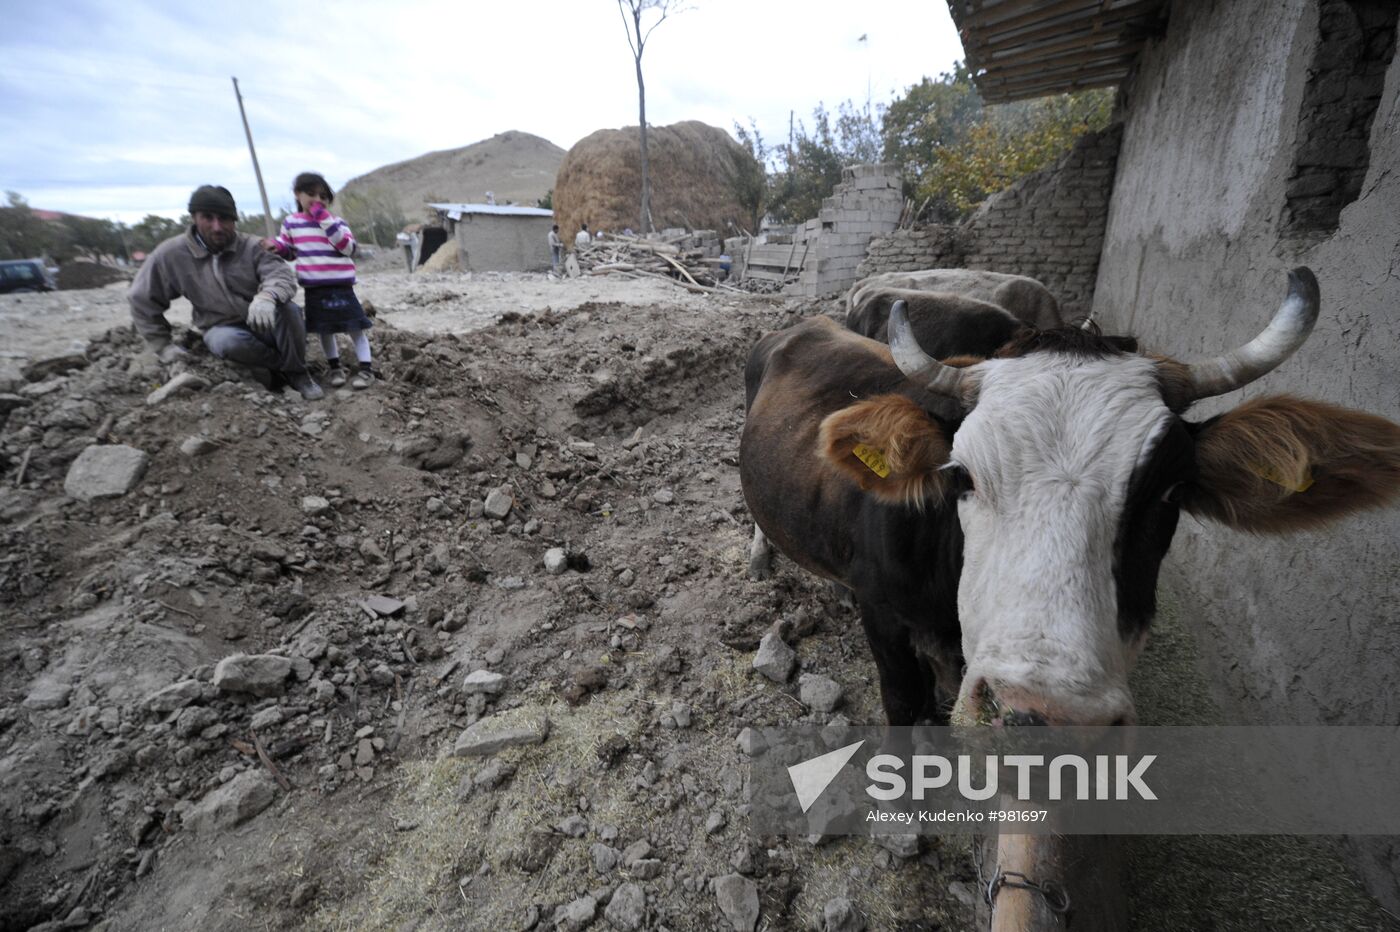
819,394 -> 952,506
1183,395 -> 1400,533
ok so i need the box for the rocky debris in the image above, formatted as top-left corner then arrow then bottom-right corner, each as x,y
145,371 -> 208,405
22,352 -> 89,382
143,680 -> 203,713
823,897 -> 865,932
553,894 -> 597,931
361,595 -> 405,617
752,631 -> 796,683
543,547 -> 568,575
605,883 -> 646,930
301,495 -> 331,515
484,485 -> 514,519
462,669 -> 507,696
799,673 -> 843,712
452,712 -> 549,757
875,833 -> 920,860
713,873 -> 760,932
185,771 -> 278,834
179,435 -> 217,457
22,680 -> 73,711
213,653 -> 293,697
62,443 -> 149,500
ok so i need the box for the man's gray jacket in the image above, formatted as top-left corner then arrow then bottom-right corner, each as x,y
128,227 -> 297,352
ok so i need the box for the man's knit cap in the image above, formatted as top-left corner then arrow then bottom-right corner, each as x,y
188,185 -> 237,219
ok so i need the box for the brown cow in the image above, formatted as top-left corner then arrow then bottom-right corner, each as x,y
741,268 -> 1400,728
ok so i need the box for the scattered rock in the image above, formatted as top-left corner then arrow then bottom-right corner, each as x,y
462,669 -> 508,696
23,352 -> 89,382
543,547 -> 568,575
605,883 -> 646,930
484,486 -> 514,519
63,444 -> 150,501
301,495 -> 331,516
185,771 -> 277,834
179,435 -> 218,457
213,653 -> 293,697
752,631 -> 796,683
22,680 -> 73,711
361,595 -> 405,617
712,873 -> 760,932
799,673 -> 843,713
452,712 -> 549,757
823,897 -> 865,932
553,894 -> 597,931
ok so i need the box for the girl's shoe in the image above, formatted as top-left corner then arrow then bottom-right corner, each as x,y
351,368 -> 373,390
328,367 -> 348,388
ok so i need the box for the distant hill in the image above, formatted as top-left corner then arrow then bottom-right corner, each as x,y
339,131 -> 565,226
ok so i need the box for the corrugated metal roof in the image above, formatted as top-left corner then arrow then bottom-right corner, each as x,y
948,0 -> 1169,103
428,203 -> 554,219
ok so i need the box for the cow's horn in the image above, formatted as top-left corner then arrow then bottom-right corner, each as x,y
889,300 -> 968,398
1183,268 -> 1320,401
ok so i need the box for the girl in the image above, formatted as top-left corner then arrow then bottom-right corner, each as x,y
263,172 -> 375,389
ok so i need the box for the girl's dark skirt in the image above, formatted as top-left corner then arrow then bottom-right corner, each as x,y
303,285 -> 373,334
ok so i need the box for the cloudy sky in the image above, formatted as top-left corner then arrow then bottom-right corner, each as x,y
0,1 -> 964,223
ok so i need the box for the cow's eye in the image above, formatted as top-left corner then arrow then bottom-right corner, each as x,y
1160,482 -> 1183,504
943,464 -> 975,500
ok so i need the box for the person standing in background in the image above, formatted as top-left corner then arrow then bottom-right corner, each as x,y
549,224 -> 563,273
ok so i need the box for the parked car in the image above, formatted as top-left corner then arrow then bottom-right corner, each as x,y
0,258 -> 58,294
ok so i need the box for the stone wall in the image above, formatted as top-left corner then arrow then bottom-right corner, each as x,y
856,125 -> 1122,319
784,164 -> 903,297
448,213 -> 556,273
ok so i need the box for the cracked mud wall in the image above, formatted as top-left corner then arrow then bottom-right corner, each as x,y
1092,0 -> 1400,910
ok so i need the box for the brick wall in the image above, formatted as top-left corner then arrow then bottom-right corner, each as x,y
855,124 -> 1123,318
784,164 -> 904,297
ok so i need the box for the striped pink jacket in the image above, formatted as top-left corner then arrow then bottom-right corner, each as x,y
270,203 -> 357,287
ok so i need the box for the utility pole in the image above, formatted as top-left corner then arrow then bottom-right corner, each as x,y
231,77 -> 275,238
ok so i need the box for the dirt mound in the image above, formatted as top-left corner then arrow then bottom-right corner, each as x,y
340,130 -> 565,224
0,280 -> 1389,932
554,121 -> 759,239
57,261 -> 130,291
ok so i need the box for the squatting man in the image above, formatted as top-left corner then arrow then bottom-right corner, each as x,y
128,184 -> 324,400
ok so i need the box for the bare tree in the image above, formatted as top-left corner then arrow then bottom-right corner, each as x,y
617,0 -> 686,234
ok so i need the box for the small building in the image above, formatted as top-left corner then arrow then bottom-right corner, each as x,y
427,203 -> 555,273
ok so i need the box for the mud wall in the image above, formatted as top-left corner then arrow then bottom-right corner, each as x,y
449,213 -> 555,273
1091,0 -> 1400,908
856,125 -> 1121,319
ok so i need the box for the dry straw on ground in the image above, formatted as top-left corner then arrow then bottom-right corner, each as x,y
554,121 -> 758,241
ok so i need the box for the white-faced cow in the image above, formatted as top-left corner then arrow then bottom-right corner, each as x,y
740,269 -> 1400,727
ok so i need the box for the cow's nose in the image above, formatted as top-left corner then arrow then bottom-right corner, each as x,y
1002,709 -> 1047,727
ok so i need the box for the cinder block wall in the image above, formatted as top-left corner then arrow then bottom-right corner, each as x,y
856,125 -> 1122,319
785,164 -> 904,297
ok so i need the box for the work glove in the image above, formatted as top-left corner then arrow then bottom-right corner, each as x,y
157,343 -> 189,364
247,296 -> 277,335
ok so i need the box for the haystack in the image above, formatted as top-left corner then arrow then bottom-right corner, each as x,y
553,121 -> 759,240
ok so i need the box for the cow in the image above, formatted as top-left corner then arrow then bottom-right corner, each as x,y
740,268 -> 1400,728
847,269 -> 1066,337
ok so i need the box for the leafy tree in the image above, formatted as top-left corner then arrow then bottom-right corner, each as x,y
129,214 -> 184,253
880,63 -> 1113,221
0,191 -> 55,260
616,0 -> 687,233
536,189 -> 554,211
764,106 -> 847,224
730,122 -> 770,233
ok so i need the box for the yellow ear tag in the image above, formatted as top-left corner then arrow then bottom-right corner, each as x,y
1249,462 -> 1314,493
852,443 -> 891,478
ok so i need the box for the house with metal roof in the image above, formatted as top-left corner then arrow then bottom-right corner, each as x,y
427,202 -> 555,273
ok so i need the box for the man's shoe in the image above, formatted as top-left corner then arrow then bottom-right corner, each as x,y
328,367 -> 347,388
288,373 -> 324,401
